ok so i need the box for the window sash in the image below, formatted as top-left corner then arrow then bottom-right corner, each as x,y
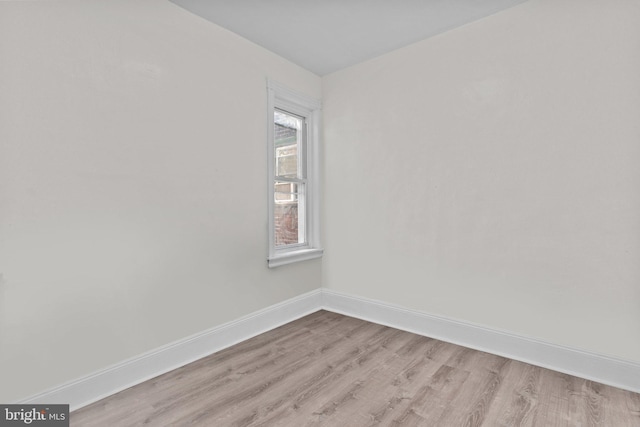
267,79 -> 323,267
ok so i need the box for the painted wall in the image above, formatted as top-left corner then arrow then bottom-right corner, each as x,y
0,0 -> 321,402
323,0 -> 640,362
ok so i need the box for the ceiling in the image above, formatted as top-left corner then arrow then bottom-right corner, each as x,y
170,0 -> 528,76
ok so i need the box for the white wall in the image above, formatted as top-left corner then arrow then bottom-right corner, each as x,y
323,0 -> 640,362
0,0 -> 321,402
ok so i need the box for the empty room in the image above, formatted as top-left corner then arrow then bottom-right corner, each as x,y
1,0 -> 639,425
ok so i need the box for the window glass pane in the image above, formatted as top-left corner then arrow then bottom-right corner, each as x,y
275,110 -> 301,179
274,182 -> 304,246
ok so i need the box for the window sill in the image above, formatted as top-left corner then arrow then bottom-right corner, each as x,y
268,248 -> 324,268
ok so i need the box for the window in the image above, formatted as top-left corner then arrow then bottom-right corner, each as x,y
267,80 -> 322,267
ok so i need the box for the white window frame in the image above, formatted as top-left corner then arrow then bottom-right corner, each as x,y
267,80 -> 323,268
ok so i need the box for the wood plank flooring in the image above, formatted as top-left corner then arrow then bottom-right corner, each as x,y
71,310 -> 640,426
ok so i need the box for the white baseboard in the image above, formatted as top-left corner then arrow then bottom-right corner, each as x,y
18,289 -> 322,411
321,289 -> 640,394
17,287 -> 639,411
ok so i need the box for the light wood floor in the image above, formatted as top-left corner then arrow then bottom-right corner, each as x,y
72,310 -> 640,426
